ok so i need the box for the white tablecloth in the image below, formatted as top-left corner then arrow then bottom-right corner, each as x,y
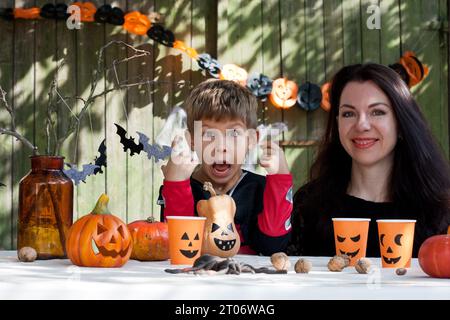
0,251 -> 448,300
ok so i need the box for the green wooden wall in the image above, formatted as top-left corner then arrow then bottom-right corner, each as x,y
0,0 -> 448,249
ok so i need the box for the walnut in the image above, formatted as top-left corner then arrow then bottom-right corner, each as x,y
18,247 -> 37,262
396,268 -> 407,276
294,258 -> 312,273
328,256 -> 346,272
355,258 -> 372,274
270,252 -> 291,271
338,254 -> 351,267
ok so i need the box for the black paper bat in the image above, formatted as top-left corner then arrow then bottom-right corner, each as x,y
137,132 -> 172,162
63,164 -> 99,186
0,182 -> 5,188
114,123 -> 143,156
93,139 -> 107,174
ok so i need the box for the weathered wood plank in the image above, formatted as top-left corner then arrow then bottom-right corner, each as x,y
343,0 -> 362,64
0,0 -> 15,249
361,0 -> 381,63
75,0 -> 107,218
439,0 -> 449,158
380,0 -> 401,65
104,0 -> 129,221
12,0 -> 37,249
126,0 -> 155,222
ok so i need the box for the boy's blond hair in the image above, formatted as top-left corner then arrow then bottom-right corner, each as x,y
185,79 -> 258,133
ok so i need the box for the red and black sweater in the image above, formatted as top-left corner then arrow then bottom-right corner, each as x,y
158,170 -> 293,255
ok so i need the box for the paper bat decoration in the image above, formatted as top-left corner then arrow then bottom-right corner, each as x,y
0,182 -> 5,188
93,139 -> 107,174
114,123 -> 171,161
114,123 -> 143,156
63,164 -> 99,186
137,132 -> 172,162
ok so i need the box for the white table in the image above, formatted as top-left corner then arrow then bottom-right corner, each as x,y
0,251 -> 448,300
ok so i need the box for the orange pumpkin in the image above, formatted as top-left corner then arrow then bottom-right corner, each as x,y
197,182 -> 240,258
173,40 -> 198,59
399,51 -> 429,87
123,11 -> 151,36
320,82 -> 331,112
14,8 -> 41,19
72,2 -> 97,22
418,235 -> 450,278
66,194 -> 132,267
269,78 -> 298,109
128,217 -> 169,261
219,64 -> 248,86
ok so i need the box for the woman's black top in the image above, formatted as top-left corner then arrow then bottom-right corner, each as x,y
286,189 -> 449,258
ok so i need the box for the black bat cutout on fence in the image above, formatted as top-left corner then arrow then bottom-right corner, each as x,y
114,123 -> 143,156
0,182 -> 5,188
93,139 -> 107,174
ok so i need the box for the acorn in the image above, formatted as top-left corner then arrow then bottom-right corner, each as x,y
270,252 -> 291,271
18,247 -> 37,262
294,258 -> 312,273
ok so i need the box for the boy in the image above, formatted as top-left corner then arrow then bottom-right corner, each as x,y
158,79 -> 292,255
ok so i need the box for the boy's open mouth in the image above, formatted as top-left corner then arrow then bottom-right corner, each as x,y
212,163 -> 232,178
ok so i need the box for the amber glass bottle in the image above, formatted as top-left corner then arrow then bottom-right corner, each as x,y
18,156 -> 73,259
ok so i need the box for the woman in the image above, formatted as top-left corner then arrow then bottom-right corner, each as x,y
287,63 -> 450,257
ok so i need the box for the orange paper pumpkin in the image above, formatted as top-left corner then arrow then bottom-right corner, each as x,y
123,11 -> 151,36
173,40 -> 198,59
128,217 -> 169,261
66,194 -> 132,267
197,182 -> 240,258
399,51 -> 429,87
72,2 -> 97,22
14,8 -> 41,19
320,82 -> 331,112
269,78 -> 298,109
219,64 -> 248,86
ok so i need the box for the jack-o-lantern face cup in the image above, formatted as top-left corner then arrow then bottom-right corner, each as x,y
332,218 -> 371,266
377,219 -> 416,268
166,216 -> 206,265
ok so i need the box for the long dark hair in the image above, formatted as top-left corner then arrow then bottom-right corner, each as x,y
289,63 -> 450,254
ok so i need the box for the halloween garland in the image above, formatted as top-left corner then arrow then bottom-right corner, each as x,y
0,2 -> 429,112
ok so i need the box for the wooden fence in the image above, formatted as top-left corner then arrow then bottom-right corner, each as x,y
0,0 -> 448,249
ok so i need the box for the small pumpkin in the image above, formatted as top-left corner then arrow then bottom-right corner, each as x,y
72,2 -> 97,22
14,8 -> 41,19
66,194 -> 132,267
197,182 -> 240,257
269,78 -> 298,109
418,234 -> 450,278
124,11 -> 151,36
128,217 -> 169,261
219,64 -> 248,86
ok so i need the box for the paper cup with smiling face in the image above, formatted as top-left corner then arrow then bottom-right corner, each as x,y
332,218 -> 371,266
377,219 -> 416,268
166,216 -> 206,265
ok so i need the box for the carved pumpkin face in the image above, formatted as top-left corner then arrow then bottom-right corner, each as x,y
332,218 -> 370,266
72,2 -> 97,22
197,182 -> 241,257
269,78 -> 298,109
66,194 -> 132,268
123,11 -> 151,36
377,220 -> 416,268
219,64 -> 248,86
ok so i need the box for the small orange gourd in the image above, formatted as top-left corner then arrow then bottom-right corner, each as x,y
197,182 -> 240,258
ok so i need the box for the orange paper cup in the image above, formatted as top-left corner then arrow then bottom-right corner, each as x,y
377,219 -> 416,268
167,216 -> 206,265
332,218 -> 371,266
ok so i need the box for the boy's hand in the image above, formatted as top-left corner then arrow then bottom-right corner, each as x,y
259,140 -> 290,175
161,136 -> 199,181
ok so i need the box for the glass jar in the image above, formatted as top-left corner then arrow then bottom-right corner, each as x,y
18,156 -> 73,259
